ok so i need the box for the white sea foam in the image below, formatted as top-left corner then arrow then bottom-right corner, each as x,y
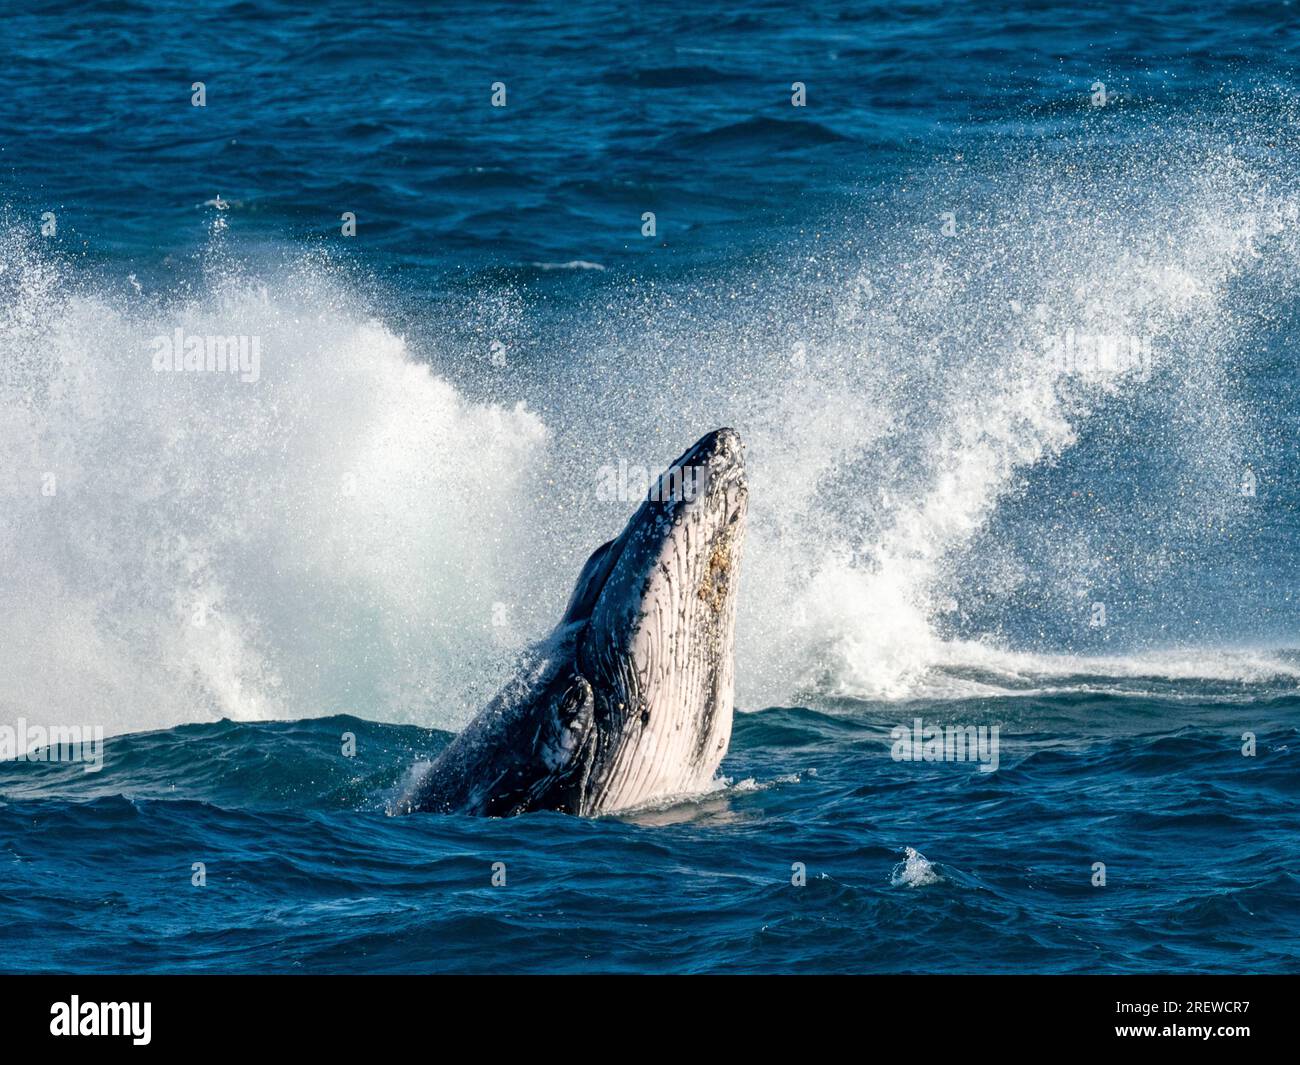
817,642 -> 1300,703
890,846 -> 941,887
3,117 -> 1299,737
529,260 -> 606,272
717,134 -> 1300,707
0,236 -> 551,735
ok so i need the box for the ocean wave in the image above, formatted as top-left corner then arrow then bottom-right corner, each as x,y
665,116 -> 851,153
805,644 -> 1300,702
890,847 -> 942,887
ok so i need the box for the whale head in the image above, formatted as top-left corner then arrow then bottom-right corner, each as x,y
560,427 -> 749,814
399,427 -> 748,818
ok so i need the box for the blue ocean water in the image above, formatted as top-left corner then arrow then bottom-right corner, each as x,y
1,1 -> 1299,973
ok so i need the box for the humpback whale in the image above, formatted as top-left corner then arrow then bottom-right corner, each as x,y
397,428 -> 748,817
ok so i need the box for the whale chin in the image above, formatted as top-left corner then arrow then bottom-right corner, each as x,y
399,427 -> 748,817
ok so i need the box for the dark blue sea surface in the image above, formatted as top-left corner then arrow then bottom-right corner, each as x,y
3,697 -> 1298,974
1,1 -> 1299,973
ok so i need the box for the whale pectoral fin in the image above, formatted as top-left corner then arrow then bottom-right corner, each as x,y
519,671 -> 595,814
561,539 -> 619,623
560,673 -> 593,719
481,672 -> 595,817
541,673 -> 594,769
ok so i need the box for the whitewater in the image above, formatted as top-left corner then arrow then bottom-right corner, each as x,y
3,114 -> 1299,742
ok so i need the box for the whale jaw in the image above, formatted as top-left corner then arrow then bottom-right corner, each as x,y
573,428 -> 748,815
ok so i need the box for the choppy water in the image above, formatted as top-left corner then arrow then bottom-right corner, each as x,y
1,0 -> 1298,973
